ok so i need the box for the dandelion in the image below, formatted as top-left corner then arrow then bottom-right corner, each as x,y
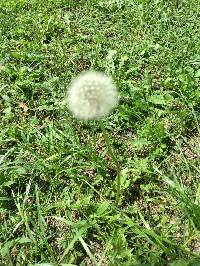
66,70 -> 121,205
67,70 -> 118,120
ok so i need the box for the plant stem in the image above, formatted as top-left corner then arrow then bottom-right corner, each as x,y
100,120 -> 121,205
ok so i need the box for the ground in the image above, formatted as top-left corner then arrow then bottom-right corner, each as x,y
0,0 -> 200,265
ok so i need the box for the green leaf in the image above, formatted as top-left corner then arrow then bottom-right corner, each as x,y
169,259 -> 188,266
148,94 -> 166,105
96,202 -> 110,216
195,69 -> 200,78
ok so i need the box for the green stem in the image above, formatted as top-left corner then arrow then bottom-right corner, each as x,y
100,120 -> 121,205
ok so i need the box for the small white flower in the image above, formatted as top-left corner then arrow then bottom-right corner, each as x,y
67,71 -> 118,120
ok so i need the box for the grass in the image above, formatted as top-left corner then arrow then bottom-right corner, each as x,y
0,0 -> 200,265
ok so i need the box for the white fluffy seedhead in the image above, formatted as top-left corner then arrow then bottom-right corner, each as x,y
67,71 -> 118,120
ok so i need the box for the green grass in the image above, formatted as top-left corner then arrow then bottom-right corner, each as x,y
0,0 -> 200,265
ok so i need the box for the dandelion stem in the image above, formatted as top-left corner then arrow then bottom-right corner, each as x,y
100,120 -> 121,205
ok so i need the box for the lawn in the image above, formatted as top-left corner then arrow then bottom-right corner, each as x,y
0,0 -> 200,265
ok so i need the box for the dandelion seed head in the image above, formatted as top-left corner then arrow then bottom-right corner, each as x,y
67,71 -> 118,120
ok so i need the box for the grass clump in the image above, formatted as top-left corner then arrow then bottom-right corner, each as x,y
0,0 -> 200,265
